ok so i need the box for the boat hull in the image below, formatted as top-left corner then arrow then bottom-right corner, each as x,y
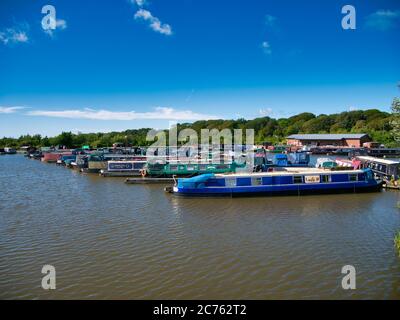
172,169 -> 383,198
173,181 -> 383,197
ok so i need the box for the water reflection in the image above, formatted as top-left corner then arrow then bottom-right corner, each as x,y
0,155 -> 399,299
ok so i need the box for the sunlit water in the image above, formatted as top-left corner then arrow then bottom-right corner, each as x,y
0,155 -> 399,299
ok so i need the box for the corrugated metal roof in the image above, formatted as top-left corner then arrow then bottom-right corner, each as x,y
287,134 -> 368,140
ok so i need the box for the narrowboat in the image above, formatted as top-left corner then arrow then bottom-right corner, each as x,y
266,145 -> 287,153
170,167 -> 382,197
70,154 -> 88,170
40,149 -> 75,163
356,156 -> 400,181
28,151 -> 43,160
4,147 -> 17,154
57,154 -> 76,166
367,148 -> 400,157
81,153 -> 146,173
41,152 -> 63,163
335,158 -> 361,169
141,160 -> 246,177
255,153 -> 310,172
100,160 -> 147,177
309,146 -> 340,155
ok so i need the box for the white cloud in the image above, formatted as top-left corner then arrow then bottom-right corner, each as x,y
134,9 -> 173,35
0,27 -> 29,45
44,19 -> 67,37
0,106 -> 25,114
135,9 -> 152,20
259,108 -> 273,116
26,107 -> 218,121
261,41 -> 271,55
365,9 -> 400,31
130,0 -> 146,7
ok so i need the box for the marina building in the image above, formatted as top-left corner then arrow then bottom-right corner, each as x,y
286,133 -> 370,148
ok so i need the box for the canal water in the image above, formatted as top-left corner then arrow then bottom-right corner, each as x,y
0,155 -> 399,299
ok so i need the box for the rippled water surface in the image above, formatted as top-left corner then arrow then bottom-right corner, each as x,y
1,155 -> 400,299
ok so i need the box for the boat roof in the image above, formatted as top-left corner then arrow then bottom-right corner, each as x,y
316,157 -> 335,162
287,134 -> 368,140
356,156 -> 399,165
108,160 -> 147,163
215,167 -> 366,178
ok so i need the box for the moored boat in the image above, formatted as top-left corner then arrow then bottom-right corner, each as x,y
315,158 -> 337,169
266,145 -> 287,153
4,147 -> 17,154
170,167 -> 382,197
57,154 -> 76,165
70,154 -> 88,170
255,153 -> 310,172
141,160 -> 246,177
41,152 -> 63,163
100,160 -> 147,177
356,156 -> 400,189
28,151 -> 43,160
335,158 -> 361,169
82,153 -> 146,173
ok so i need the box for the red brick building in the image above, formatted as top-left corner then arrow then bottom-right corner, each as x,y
286,134 -> 370,148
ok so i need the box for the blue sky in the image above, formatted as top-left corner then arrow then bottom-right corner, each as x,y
0,0 -> 399,137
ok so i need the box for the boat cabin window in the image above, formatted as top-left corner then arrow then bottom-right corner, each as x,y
349,174 -> 358,181
251,177 -> 262,186
225,178 -> 236,187
293,176 -> 303,184
169,165 -> 178,171
133,162 -> 145,169
321,175 -> 330,183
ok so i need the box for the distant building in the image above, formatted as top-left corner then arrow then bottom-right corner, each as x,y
286,134 -> 370,148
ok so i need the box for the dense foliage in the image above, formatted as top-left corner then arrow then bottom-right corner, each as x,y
0,108 -> 395,148
391,98 -> 400,143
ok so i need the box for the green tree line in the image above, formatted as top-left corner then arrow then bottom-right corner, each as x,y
0,108 -> 396,149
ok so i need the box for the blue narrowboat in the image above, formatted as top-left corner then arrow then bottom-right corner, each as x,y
171,168 -> 382,197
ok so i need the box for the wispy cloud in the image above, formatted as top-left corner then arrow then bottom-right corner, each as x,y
259,108 -> 273,116
26,107 -> 218,121
0,106 -> 25,114
44,19 -> 68,37
0,25 -> 29,45
130,0 -> 173,36
261,41 -> 272,55
130,0 -> 146,6
365,9 -> 400,31
265,14 -> 278,28
134,9 -> 172,35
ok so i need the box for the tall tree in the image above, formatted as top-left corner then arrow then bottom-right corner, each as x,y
391,97 -> 400,143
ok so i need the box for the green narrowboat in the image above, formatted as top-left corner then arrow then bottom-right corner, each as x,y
267,145 -> 288,153
141,161 -> 246,177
